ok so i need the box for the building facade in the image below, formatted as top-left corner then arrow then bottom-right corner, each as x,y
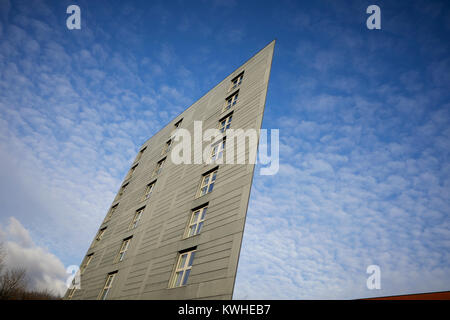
65,40 -> 275,300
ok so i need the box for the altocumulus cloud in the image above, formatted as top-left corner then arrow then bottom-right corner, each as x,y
0,0 -> 196,269
0,217 -> 67,296
234,1 -> 450,299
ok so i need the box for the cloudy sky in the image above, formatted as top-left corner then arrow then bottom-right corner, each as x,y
0,0 -> 449,298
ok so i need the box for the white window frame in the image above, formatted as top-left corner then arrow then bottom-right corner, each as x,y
118,183 -> 128,199
95,228 -> 106,243
143,182 -> 155,200
171,119 -> 183,137
161,139 -> 172,155
129,208 -> 144,230
224,91 -> 239,112
197,170 -> 218,197
230,72 -> 244,91
80,254 -> 94,274
136,147 -> 146,162
126,164 -> 138,179
185,206 -> 207,238
105,204 -> 118,222
219,113 -> 233,133
67,286 -> 76,299
210,139 -> 226,163
174,119 -> 183,128
153,158 -> 166,177
116,238 -> 132,262
98,272 -> 117,300
170,250 -> 196,288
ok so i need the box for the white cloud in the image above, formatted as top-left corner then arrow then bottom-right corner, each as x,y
4,217 -> 33,248
234,44 -> 450,297
0,1 -> 197,273
0,217 -> 67,296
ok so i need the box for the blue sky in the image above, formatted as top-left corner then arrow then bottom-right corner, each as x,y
0,0 -> 449,298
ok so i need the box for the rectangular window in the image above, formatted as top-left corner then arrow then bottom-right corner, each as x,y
129,207 -> 144,230
95,227 -> 106,243
80,253 -> 94,274
170,249 -> 196,288
198,169 -> 218,197
105,204 -> 118,222
174,119 -> 183,128
116,237 -> 132,262
67,286 -> 76,299
153,158 -> 166,177
224,91 -> 239,111
118,183 -> 128,199
210,139 -> 226,163
126,164 -> 138,180
136,147 -> 146,162
99,272 -> 117,300
230,72 -> 244,91
171,119 -> 184,138
162,139 -> 172,155
186,206 -> 207,237
219,113 -> 233,133
143,181 -> 156,201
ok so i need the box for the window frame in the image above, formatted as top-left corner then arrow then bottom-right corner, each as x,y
169,249 -> 196,288
126,163 -> 138,180
218,112 -> 233,133
136,146 -> 147,162
185,205 -> 208,238
80,253 -> 94,275
174,119 -> 183,129
67,286 -> 77,299
95,227 -> 107,243
116,237 -> 132,263
210,138 -> 226,163
117,182 -> 129,199
223,90 -> 239,112
105,203 -> 118,222
197,169 -> 218,197
129,207 -> 145,230
161,139 -> 173,155
229,72 -> 244,91
98,272 -> 117,300
143,181 -> 156,201
153,158 -> 166,177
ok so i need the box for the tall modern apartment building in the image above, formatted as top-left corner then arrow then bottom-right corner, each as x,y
65,40 -> 275,300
